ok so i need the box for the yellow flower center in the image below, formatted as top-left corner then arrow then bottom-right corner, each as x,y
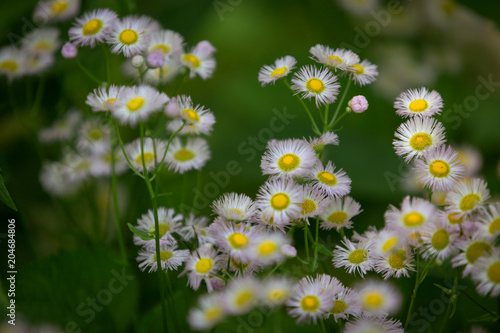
306,78 -> 325,94
228,208 -> 244,219
317,171 -> 337,186
149,223 -> 170,237
236,291 -> 254,307
205,308 -> 221,321
409,99 -> 429,112
331,299 -> 348,314
82,19 -> 103,36
119,29 -> 139,45
447,212 -> 463,225
1,60 -> 18,72
328,55 -> 343,65
258,241 -> 277,256
487,262 -> 500,284
269,289 -> 286,303
488,218 -> 500,235
382,237 -> 398,253
431,229 -> 449,250
365,292 -> 383,307
409,133 -> 433,151
228,232 -> 248,249
466,241 -> 491,264
460,193 -> 481,212
89,128 -> 102,140
388,249 -> 407,269
34,41 -> 51,51
183,53 -> 201,68
104,97 -> 117,108
301,295 -> 320,312
429,160 -> 450,178
328,211 -> 348,225
135,152 -> 154,166
126,97 -> 145,112
277,153 -> 300,171
195,258 -> 213,274
270,193 -> 290,210
183,108 -> 199,122
302,199 -> 317,215
153,250 -> 173,261
348,249 -> 367,265
270,66 -> 287,77
403,212 -> 425,227
173,149 -> 195,162
51,1 -> 68,14
352,64 -> 364,75
151,44 -> 170,54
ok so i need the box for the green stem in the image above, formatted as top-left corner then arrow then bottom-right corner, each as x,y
438,279 -> 457,333
318,319 -> 327,333
150,121 -> 187,181
112,119 -> 145,179
312,216 -> 320,271
283,80 -> 321,135
323,104 -> 329,133
330,110 -> 349,129
264,263 -> 283,280
75,57 -> 101,84
304,225 -> 310,264
128,67 -> 148,86
327,79 -> 352,129
171,70 -> 189,96
405,254 -> 427,330
101,44 -> 110,86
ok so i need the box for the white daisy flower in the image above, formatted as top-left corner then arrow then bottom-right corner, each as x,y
89,147 -> 128,177
348,59 -> 379,86
300,184 -> 327,220
477,203 -> 500,240
375,247 -> 415,279
393,117 -> 446,162
370,229 -> 407,257
147,29 -> 184,57
39,109 -> 82,143
333,237 -> 375,277
212,192 -> 256,222
69,9 -> 118,47
180,213 -> 214,245
165,95 -> 215,135
0,47 -> 25,80
255,178 -> 304,227
76,118 -> 110,154
143,56 -> 182,85
316,273 -> 344,295
61,151 -> 92,183
208,219 -> 255,263
22,27 -> 60,55
137,242 -> 189,273
33,0 -> 80,24
452,233 -> 494,277
261,277 -> 294,308
166,137 -> 211,174
326,287 -> 362,322
356,280 -> 402,317
306,131 -> 339,153
343,316 -> 404,333
471,249 -> 500,297
261,139 -> 318,179
183,244 -> 222,293
414,145 -> 466,192
24,52 -> 55,75
250,232 -> 290,265
188,293 -> 225,331
306,161 -> 351,199
309,44 -> 360,71
286,275 -> 335,324
125,137 -> 166,174
455,144 -> 483,177
113,85 -> 169,126
107,16 -> 151,57
39,161 -> 81,196
258,55 -> 296,86
86,84 -> 123,112
133,207 -> 183,251
218,251 -> 261,277
291,65 -> 340,107
419,218 -> 459,260
394,87 -> 444,118
320,196 -> 362,231
222,277 -> 259,315
384,196 -> 437,238
445,178 -> 490,219
181,40 -> 216,80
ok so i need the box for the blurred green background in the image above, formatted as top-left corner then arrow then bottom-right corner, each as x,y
1,0 -> 500,332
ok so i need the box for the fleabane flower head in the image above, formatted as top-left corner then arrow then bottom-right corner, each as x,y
393,117 -> 446,162
180,214 -> 214,245
261,277 -> 294,308
147,29 -> 184,57
22,27 -> 60,56
375,247 -> 415,279
348,59 -> 379,86
300,184 -> 327,220
471,249 -> 500,297
260,139 -> 318,179
255,178 -> 304,227
137,242 -> 189,273
0,47 -> 25,81
286,275 -> 335,324
258,55 -> 296,86
320,196 -> 362,231
76,118 -> 110,154
86,84 -> 123,112
370,229 -> 407,257
212,193 -> 256,222
394,87 -> 444,118
166,137 -> 211,174
306,161 -> 352,199
39,109 -> 82,143
208,219 -> 256,263
349,95 -> 369,113
188,293 -> 225,331
306,131 -> 339,154
309,44 -> 360,71
355,280 -> 402,317
107,16 -> 151,57
133,207 -> 183,251
250,232 -> 291,266
33,0 -> 80,24
452,233 -> 494,277
222,277 -> 259,315
181,40 -> 216,80
113,85 -> 168,126
333,237 -> 375,277
125,137 -> 166,173
291,65 -> 340,107
445,178 -> 490,219
165,95 -> 215,135
477,203 -> 500,240
414,145 -> 466,192
343,317 -> 404,333
40,161 -> 81,197
183,244 -> 222,293
69,9 -> 118,47
419,218 -> 459,261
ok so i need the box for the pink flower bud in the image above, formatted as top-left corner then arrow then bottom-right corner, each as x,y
281,244 -> 297,258
146,52 -> 164,68
61,42 -> 77,59
349,95 -> 369,113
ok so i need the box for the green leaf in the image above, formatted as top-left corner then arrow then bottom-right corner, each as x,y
128,223 -> 154,241
433,283 -> 452,294
468,313 -> 500,323
315,243 -> 333,257
0,171 -> 17,211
